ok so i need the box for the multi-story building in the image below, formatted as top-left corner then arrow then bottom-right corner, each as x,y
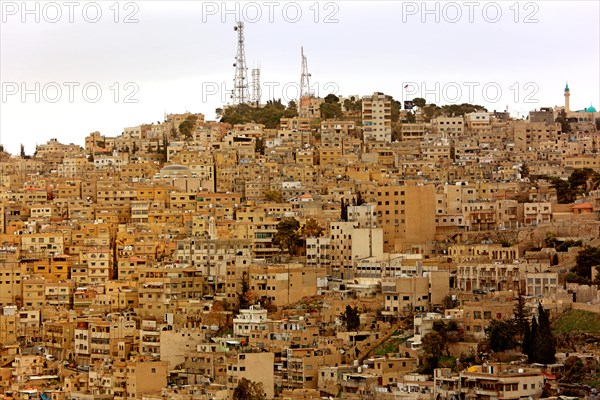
463,299 -> 514,339
362,92 -> 392,143
458,364 -> 544,399
376,184 -> 436,253
226,351 -> 275,399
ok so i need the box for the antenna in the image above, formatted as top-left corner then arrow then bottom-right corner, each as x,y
232,22 -> 249,105
299,46 -> 312,117
251,67 -> 261,107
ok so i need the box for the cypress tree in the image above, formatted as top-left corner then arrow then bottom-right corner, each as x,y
340,198 -> 348,221
513,287 -> 531,354
536,303 -> 556,364
528,316 -> 538,363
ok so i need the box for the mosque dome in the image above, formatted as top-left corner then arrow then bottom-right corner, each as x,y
156,164 -> 193,178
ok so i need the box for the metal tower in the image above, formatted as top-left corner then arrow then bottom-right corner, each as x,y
300,46 -> 312,101
251,67 -> 261,107
232,22 -> 249,105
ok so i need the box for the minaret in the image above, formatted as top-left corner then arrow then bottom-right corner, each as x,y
564,82 -> 570,113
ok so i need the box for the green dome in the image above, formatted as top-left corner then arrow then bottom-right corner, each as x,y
586,105 -> 596,112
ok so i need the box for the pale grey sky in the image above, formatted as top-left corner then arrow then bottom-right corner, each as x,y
1,0 -> 599,154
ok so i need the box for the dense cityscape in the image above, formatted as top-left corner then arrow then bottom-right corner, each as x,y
1,5 -> 600,400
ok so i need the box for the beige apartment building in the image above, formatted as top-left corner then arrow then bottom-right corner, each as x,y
432,116 -> 464,137
362,92 -> 392,143
0,256 -> 22,307
381,270 -> 449,316
458,364 -> 544,399
226,352 -> 275,399
376,184 -> 436,253
463,299 -> 514,339
248,262 -> 326,307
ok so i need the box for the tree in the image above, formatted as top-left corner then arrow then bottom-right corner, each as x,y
420,331 -> 445,374
549,177 -> 575,204
562,356 -> 585,383
412,97 -> 427,108
205,300 -> 228,330
20,144 -> 25,158
340,198 -> 348,221
233,378 -> 266,400
320,101 -> 343,119
527,316 -> 539,363
574,246 -> 600,280
301,218 -> 324,238
486,320 -> 517,352
264,190 -> 283,203
527,304 -> 556,364
272,218 -> 300,255
324,93 -> 339,104
520,163 -> 530,178
432,320 -> 459,356
287,100 -> 297,114
255,138 -> 265,155
356,191 -> 365,206
513,288 -> 530,337
341,305 -> 360,331
442,294 -> 458,310
179,115 -> 199,140
238,272 -> 251,310
555,109 -> 571,133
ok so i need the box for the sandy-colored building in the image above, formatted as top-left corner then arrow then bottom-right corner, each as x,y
376,184 -> 436,253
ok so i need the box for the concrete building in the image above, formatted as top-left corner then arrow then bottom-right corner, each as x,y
362,92 -> 392,143
376,185 -> 436,253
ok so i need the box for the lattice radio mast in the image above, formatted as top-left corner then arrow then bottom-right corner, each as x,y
300,46 -> 312,101
251,67 -> 261,107
232,22 -> 249,105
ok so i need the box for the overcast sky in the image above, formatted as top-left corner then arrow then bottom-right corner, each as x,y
1,1 -> 599,154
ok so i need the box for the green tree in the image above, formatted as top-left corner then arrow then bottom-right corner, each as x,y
341,305 -> 360,331
272,218 -> 300,255
420,331 -> 445,374
320,101 -> 343,119
324,93 -> 339,104
486,320 -> 518,352
432,320 -> 459,356
412,97 -> 427,108
555,109 -> 571,133
549,177 -> 575,204
233,378 -> 266,400
264,190 -> 283,203
255,138 -> 265,155
527,316 -> 539,363
562,356 -> 585,383
340,198 -> 348,221
301,218 -> 324,238
442,294 -> 458,310
528,304 -> 556,364
574,246 -> 600,280
403,111 -> 416,123
238,272 -> 251,310
178,115 -> 198,140
520,163 -> 530,178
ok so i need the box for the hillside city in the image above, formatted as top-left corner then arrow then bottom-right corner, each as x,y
0,84 -> 600,400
